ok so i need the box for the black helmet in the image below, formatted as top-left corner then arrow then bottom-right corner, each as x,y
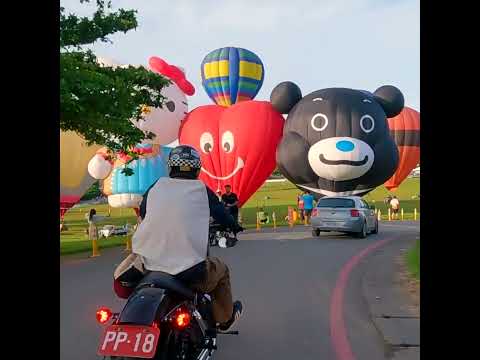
168,145 -> 202,179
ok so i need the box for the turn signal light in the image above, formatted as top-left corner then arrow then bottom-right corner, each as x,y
350,209 -> 360,217
96,307 -> 113,324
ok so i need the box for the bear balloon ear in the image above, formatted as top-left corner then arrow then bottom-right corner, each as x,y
270,81 -> 302,114
373,85 -> 405,118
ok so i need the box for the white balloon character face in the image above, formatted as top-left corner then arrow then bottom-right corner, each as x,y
135,82 -> 188,145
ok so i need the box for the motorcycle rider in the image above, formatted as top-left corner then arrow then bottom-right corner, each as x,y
132,145 -> 243,331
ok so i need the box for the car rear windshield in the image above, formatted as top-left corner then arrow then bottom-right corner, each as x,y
317,198 -> 355,208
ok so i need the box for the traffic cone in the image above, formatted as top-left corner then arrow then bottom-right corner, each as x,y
272,211 -> 277,230
377,210 -> 381,221
388,208 -> 392,221
401,208 -> 404,221
414,208 -> 417,220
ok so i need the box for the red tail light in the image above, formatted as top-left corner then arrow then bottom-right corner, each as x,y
171,307 -> 191,329
96,307 -> 113,324
312,208 -> 318,217
350,209 -> 360,217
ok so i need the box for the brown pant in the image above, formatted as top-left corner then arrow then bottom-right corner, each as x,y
190,257 -> 233,324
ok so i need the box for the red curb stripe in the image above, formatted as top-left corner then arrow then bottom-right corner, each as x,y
330,238 -> 393,360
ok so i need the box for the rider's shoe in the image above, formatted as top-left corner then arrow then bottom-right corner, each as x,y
218,301 -> 243,331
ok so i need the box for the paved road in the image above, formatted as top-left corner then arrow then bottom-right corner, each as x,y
60,222 -> 419,360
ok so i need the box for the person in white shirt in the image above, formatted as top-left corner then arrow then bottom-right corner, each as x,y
85,208 -> 108,241
390,196 -> 400,220
132,145 -> 243,331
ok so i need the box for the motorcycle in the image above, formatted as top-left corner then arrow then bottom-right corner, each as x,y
96,226 -> 240,360
208,219 -> 238,248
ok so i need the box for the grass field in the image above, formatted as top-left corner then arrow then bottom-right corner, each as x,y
406,239 -> 420,280
60,177 -> 419,254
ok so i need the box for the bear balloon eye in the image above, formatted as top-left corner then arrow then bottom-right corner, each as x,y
200,132 -> 214,154
360,114 -> 375,133
311,113 -> 329,132
221,131 -> 234,153
166,101 -> 176,112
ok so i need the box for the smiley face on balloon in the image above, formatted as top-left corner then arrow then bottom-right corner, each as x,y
179,101 -> 284,206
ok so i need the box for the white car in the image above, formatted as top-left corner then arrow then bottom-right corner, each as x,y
310,196 -> 378,238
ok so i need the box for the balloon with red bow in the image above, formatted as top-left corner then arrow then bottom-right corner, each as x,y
179,101 -> 284,207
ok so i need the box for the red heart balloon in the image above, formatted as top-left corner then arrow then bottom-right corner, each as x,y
179,101 -> 284,207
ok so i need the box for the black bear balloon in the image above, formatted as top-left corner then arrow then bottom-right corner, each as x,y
271,81 -> 404,198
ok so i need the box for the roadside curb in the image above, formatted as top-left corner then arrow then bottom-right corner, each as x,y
361,238 -> 420,360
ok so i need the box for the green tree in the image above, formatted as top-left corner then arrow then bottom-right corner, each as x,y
80,181 -> 102,201
60,0 -> 170,174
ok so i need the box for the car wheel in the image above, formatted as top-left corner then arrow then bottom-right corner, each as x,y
357,222 -> 367,239
371,220 -> 379,234
312,228 -> 320,237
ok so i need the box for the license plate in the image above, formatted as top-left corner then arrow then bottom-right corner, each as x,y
97,324 -> 160,359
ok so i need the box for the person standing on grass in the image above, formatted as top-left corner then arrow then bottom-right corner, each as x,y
85,209 -> 109,241
390,196 -> 400,220
302,191 -> 315,225
221,185 -> 239,223
384,195 -> 392,207
297,193 -> 305,222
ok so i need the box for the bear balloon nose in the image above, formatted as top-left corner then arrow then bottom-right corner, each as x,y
336,140 -> 355,152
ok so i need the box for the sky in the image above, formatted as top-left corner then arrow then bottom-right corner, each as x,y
61,0 -> 420,111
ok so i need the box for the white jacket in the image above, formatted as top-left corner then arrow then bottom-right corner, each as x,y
132,178 -> 210,275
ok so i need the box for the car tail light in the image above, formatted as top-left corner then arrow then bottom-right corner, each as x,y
312,208 -> 318,217
350,209 -> 360,217
170,307 -> 191,329
96,307 -> 113,324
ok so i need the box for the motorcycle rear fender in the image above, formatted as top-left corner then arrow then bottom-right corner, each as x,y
118,287 -> 167,325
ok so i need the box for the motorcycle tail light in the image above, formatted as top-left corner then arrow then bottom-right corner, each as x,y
96,307 -> 113,324
171,307 -> 191,329
350,209 -> 360,217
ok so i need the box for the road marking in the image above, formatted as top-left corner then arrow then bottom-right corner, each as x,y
330,237 -> 394,360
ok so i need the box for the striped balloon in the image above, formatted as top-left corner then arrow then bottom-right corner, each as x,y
384,107 -> 420,191
201,47 -> 264,107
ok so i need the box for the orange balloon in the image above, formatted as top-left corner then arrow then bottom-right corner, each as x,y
384,107 -> 420,191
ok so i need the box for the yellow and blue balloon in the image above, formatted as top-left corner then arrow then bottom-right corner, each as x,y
201,47 -> 264,107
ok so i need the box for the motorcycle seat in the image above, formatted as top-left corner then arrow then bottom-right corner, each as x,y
137,271 -> 196,300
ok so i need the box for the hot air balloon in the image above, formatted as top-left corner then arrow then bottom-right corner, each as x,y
201,47 -> 264,107
271,81 -> 404,198
87,57 -> 194,209
384,107 -> 420,191
60,131 -> 101,219
179,100 -> 284,207
90,145 -> 172,208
